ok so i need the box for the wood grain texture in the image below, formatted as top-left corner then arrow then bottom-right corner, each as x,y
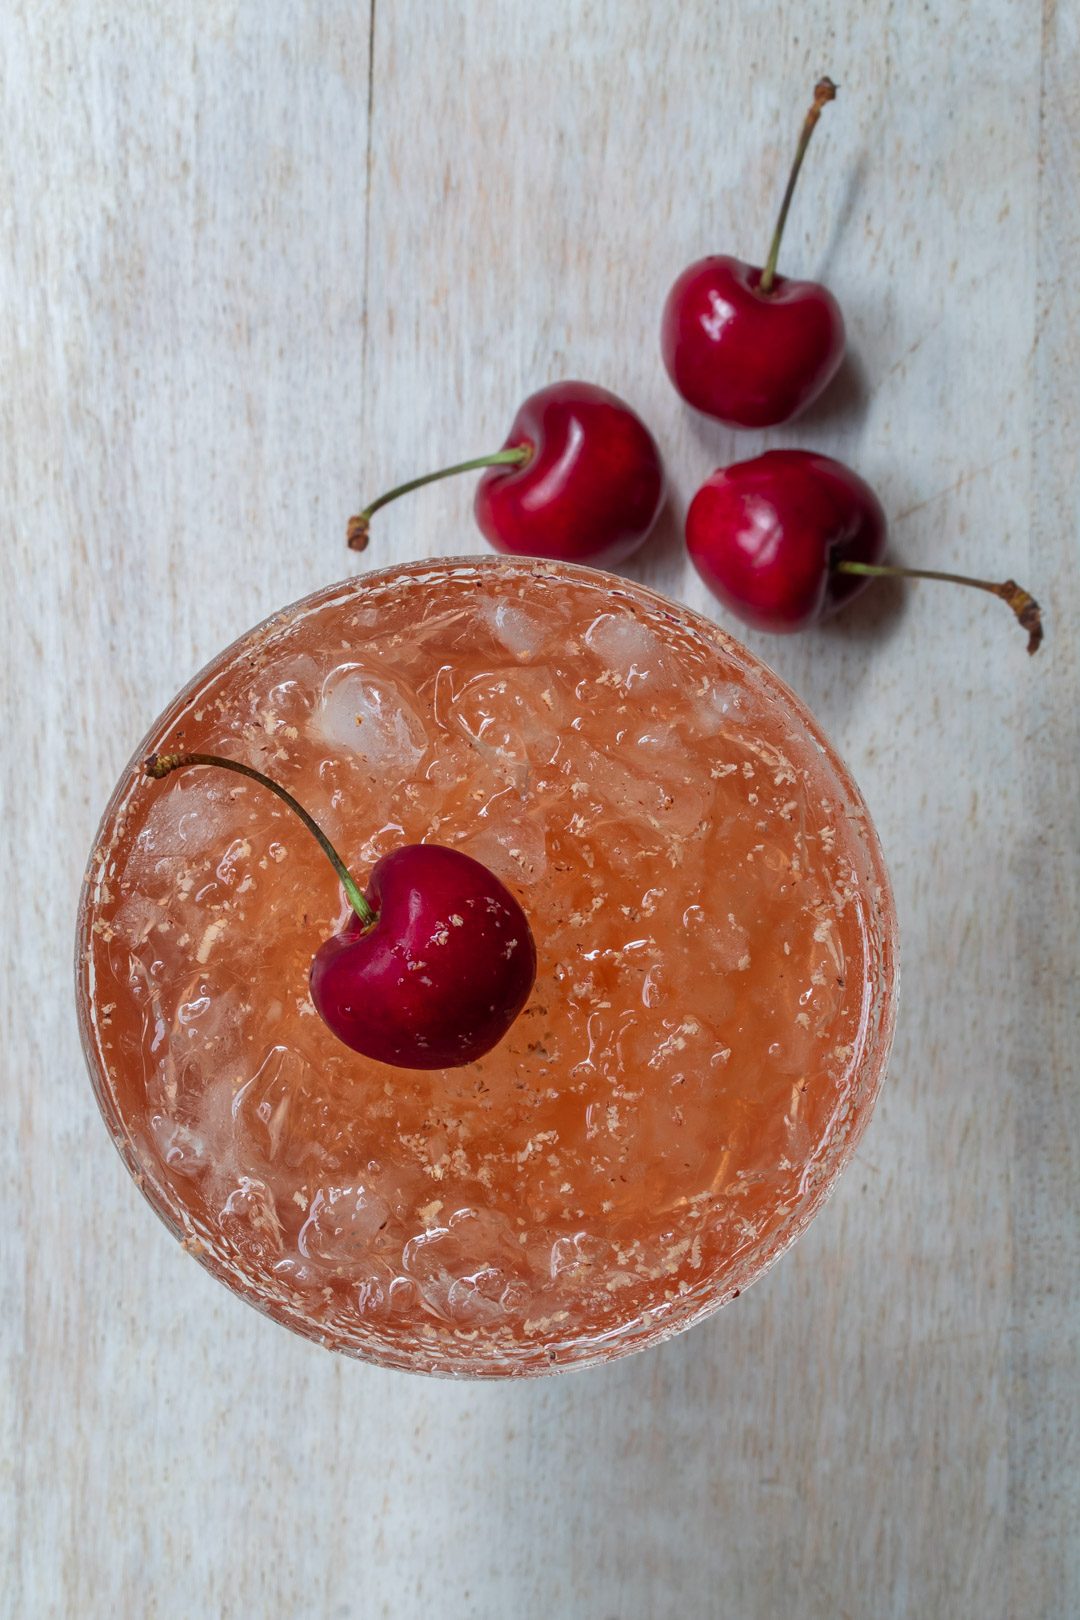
3,2 -> 1077,1616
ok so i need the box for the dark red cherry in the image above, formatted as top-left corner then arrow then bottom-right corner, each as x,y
473,380 -> 665,566
661,255 -> 844,429
661,78 -> 844,429
686,450 -> 886,632
347,380 -> 665,567
686,451 -> 1043,651
310,844 -> 536,1070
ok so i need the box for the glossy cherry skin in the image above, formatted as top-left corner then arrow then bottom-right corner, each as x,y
686,450 -> 886,633
474,380 -> 665,566
661,256 -> 844,429
310,844 -> 537,1070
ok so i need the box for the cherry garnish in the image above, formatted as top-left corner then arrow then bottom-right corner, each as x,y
144,753 -> 537,1069
686,450 -> 1043,651
661,77 -> 845,428
348,380 -> 665,566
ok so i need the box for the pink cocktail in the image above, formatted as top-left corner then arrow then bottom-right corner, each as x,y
77,558 -> 897,1375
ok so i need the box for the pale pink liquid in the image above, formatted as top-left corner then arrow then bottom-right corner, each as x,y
77,559 -> 897,1375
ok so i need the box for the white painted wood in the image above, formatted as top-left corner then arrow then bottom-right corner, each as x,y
3,2 -> 1077,1616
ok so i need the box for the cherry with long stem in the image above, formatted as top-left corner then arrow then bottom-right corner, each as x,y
145,751 -> 376,924
345,382 -> 665,565
685,450 -> 1045,646
759,76 -> 837,295
143,751 -> 538,1069
834,560 -> 1044,653
347,447 -> 531,552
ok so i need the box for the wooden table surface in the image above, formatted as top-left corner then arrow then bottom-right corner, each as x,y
4,4 -> 1078,1616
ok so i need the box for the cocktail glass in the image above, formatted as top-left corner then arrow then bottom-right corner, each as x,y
77,557 -> 897,1377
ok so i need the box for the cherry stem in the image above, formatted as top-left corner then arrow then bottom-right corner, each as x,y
835,560 -> 1044,654
143,751 -> 377,925
759,76 -> 837,296
347,446 -> 532,551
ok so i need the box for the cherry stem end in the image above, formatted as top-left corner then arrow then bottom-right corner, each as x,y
760,76 -> 837,295
835,560 -> 1044,654
346,446 -> 532,549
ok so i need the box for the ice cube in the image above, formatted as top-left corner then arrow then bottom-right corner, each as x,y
130,778 -> 236,866
150,1116 -> 210,1178
446,1268 -> 508,1324
569,740 -> 709,841
481,597 -> 551,660
693,681 -> 747,733
297,1183 -> 392,1268
112,892 -> 166,948
460,806 -> 547,885
238,656 -> 321,735
403,1207 -> 522,1321
549,1231 -> 606,1279
218,1176 -> 284,1260
584,613 -> 677,689
231,1044 -> 307,1165
622,726 -> 715,837
451,668 -> 561,779
315,664 -> 428,771
403,1206 -> 514,1274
